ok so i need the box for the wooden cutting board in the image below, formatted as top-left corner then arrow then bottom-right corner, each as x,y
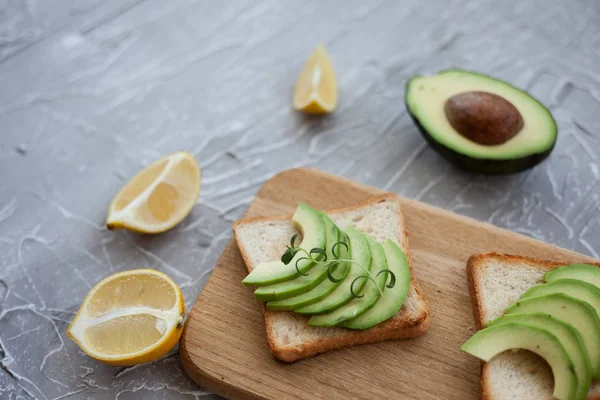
180,167 -> 596,400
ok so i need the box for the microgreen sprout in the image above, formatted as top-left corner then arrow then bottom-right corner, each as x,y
280,235 -> 396,298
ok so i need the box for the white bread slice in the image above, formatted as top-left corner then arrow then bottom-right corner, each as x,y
233,194 -> 430,362
467,253 -> 600,399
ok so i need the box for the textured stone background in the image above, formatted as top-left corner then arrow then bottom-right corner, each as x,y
1,0 -> 599,398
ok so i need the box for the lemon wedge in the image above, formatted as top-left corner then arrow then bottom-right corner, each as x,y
67,269 -> 185,366
106,151 -> 200,234
293,44 -> 338,114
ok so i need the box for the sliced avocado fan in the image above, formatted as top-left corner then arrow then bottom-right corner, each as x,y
245,203 -> 412,330
487,313 -> 591,400
462,263 -> 600,399
506,293 -> 600,379
461,322 -> 577,400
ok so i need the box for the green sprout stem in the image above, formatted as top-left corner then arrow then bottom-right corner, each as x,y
287,248 -> 391,298
332,257 -> 385,297
281,236 -> 395,299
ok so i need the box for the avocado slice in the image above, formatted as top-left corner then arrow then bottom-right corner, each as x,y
544,264 -> 600,289
521,278 -> 600,320
254,214 -> 339,302
487,313 -> 591,400
405,69 -> 557,174
342,239 -> 411,330
461,322 -> 577,400
242,203 -> 325,286
308,235 -> 388,327
294,226 -> 371,315
505,293 -> 600,378
266,231 -> 350,311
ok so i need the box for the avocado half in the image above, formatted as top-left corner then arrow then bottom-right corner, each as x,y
405,69 -> 557,174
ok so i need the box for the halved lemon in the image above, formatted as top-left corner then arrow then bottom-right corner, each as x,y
106,151 -> 200,234
293,44 -> 338,114
67,269 -> 185,366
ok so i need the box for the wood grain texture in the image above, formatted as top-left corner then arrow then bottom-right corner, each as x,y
179,168 -> 597,400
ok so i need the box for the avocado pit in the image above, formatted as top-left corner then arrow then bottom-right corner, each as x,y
444,91 -> 524,146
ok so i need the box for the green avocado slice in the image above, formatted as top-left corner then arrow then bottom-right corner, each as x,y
521,278 -> 600,320
242,203 -> 325,286
266,229 -> 350,311
505,293 -> 600,379
544,264 -> 600,289
308,235 -> 388,327
294,226 -> 371,315
254,214 -> 339,302
342,239 -> 411,330
461,322 -> 577,400
405,69 -> 557,174
487,313 -> 591,400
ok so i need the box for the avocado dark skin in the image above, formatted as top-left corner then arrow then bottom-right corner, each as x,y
408,111 -> 556,174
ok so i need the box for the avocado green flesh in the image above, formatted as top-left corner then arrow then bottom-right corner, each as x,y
342,239 -> 411,330
253,270 -> 326,302
242,203 -> 325,286
506,293 -> 600,378
294,226 -> 371,315
487,313 -> 591,400
461,322 -> 577,400
521,278 -> 600,321
254,215 -> 339,302
266,229 -> 350,311
405,69 -> 557,161
308,235 -> 387,327
544,264 -> 600,289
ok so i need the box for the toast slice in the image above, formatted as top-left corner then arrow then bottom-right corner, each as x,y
467,253 -> 600,399
233,194 -> 430,362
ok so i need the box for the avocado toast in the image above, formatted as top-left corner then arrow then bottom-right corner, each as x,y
233,194 -> 430,362
464,253 -> 600,399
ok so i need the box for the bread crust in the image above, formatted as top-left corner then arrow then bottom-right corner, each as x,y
467,252 -> 600,400
266,306 -> 430,362
233,194 -> 430,362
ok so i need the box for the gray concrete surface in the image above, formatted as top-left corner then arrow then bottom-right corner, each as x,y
1,0 -> 599,398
